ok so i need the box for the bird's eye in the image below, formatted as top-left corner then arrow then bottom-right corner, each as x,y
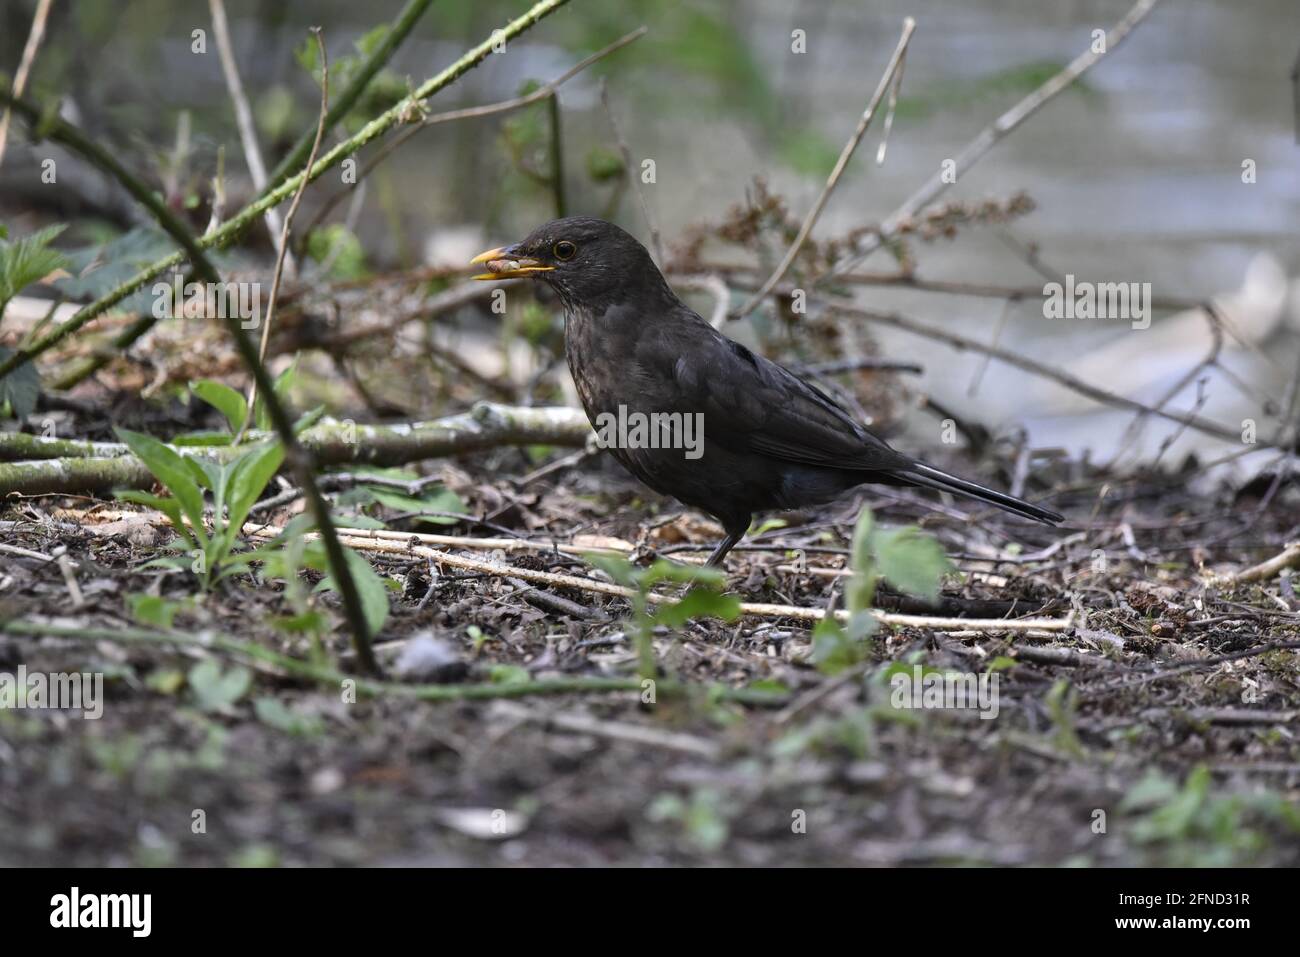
553,240 -> 577,261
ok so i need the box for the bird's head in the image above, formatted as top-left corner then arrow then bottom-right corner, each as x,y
471,216 -> 669,311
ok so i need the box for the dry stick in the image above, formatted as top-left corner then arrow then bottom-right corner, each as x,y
244,523 -> 1072,632
686,262 -> 1207,313
0,0 -> 574,382
733,17 -> 916,318
1110,302 -> 1225,469
241,28 -> 332,435
304,26 -> 647,237
821,299 -> 1251,447
1210,542 -> 1300,586
821,0 -> 1163,282
0,0 -> 53,169
599,77 -> 662,264
208,0 -> 287,250
0,404 -> 592,495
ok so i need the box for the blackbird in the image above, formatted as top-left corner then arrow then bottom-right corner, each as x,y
472,217 -> 1062,566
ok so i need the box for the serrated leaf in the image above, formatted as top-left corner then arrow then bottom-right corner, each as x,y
0,224 -> 69,318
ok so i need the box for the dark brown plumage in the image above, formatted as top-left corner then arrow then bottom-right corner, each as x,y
473,217 -> 1062,566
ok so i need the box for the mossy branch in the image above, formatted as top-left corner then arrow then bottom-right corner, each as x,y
0,403 -> 591,494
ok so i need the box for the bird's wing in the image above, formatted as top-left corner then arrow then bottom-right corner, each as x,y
643,311 -> 911,472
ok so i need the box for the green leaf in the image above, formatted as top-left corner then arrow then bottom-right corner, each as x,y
0,346 -> 39,419
125,593 -> 183,628
870,526 -> 952,602
318,546 -> 389,635
187,660 -> 252,711
809,616 -> 871,675
489,664 -> 530,685
293,404 -> 326,436
585,145 -> 625,182
850,506 -> 875,574
653,587 -> 741,627
254,696 -> 324,736
254,356 -> 299,432
367,485 -> 466,524
190,379 -> 248,432
641,558 -> 727,589
225,441 -> 284,535
113,490 -> 197,552
584,552 -> 637,588
0,224 -> 69,319
114,428 -> 209,549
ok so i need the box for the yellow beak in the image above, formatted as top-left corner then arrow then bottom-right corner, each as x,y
470,245 -> 556,280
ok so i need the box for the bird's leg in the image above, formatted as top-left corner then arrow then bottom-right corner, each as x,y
705,528 -> 746,568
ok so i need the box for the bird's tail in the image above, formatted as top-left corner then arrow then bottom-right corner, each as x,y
886,462 -> 1063,525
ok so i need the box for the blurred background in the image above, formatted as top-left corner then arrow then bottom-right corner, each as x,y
3,0 -> 1298,470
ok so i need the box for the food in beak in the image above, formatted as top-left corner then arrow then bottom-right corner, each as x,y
470,246 -> 555,280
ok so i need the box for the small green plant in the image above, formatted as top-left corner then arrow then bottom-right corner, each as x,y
646,788 -> 730,853
811,507 -> 953,674
1120,765 -> 1300,866
0,224 -> 70,419
585,554 -> 741,680
256,514 -> 394,638
114,427 -> 284,588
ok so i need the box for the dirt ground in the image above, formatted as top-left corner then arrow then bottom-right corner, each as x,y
3,412 -> 1299,867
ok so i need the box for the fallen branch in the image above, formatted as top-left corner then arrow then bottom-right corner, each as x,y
1209,542 -> 1300,586
0,402 -> 591,495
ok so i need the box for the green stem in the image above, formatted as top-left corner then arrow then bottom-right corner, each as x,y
1,619 -> 788,706
0,93 -> 377,675
265,0 -> 437,190
0,93 -> 222,287
0,0 -> 574,381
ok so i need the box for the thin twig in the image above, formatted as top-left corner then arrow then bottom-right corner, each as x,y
245,522 -> 1074,633
264,0 -> 437,189
733,17 -> 916,317
0,0 -> 575,381
208,0 -> 288,253
599,77 -> 662,263
304,26 -> 646,237
821,0 -> 1163,282
241,27 -> 331,433
0,0 -> 53,170
821,298 -> 1254,447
